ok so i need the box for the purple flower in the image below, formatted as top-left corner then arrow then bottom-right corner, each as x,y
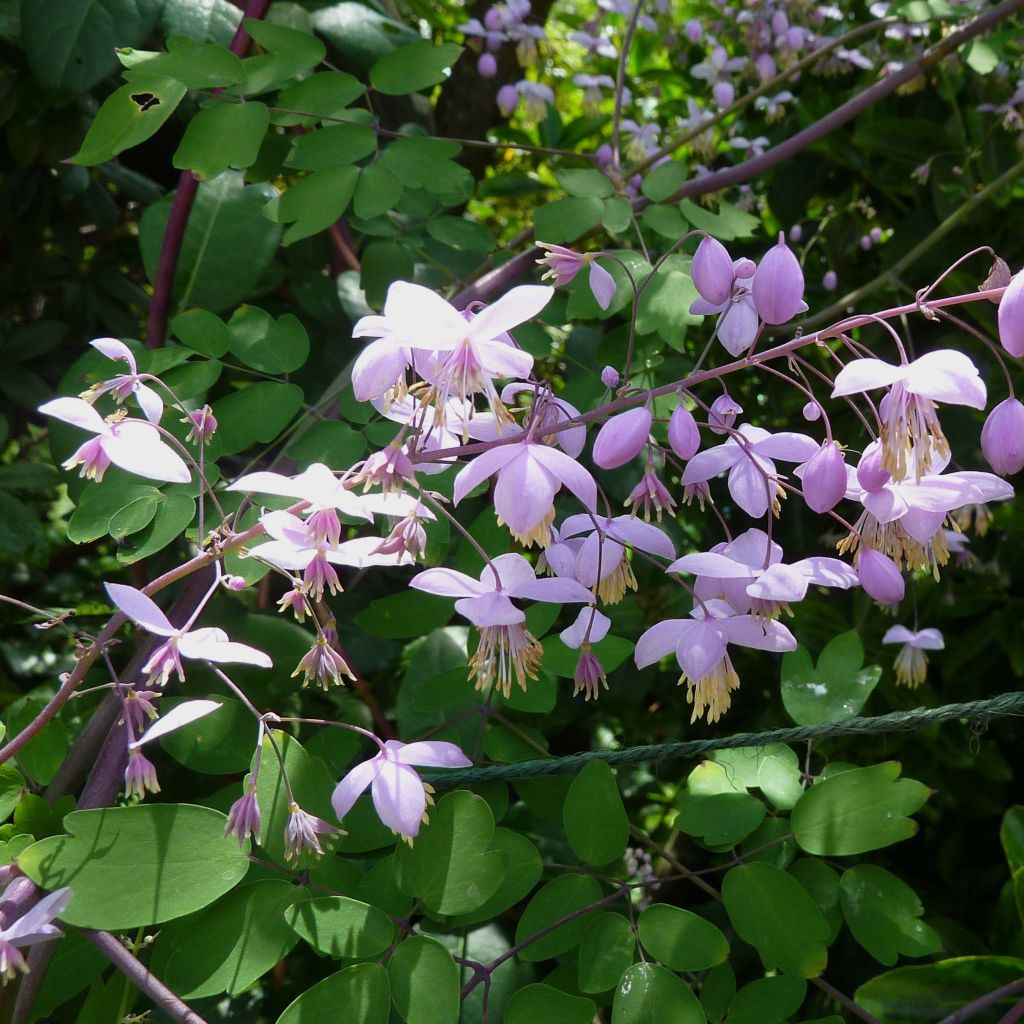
124,749 -> 160,800
453,439 -> 597,547
38,398 -> 190,484
536,243 -> 616,310
752,234 -> 805,325
803,401 -> 823,422
332,739 -> 471,840
635,598 -> 797,723
708,392 -> 743,434
823,270 -> 838,291
831,350 -> 987,479
712,80 -> 735,108
601,365 -> 621,389
592,406 -> 652,469
799,441 -> 848,513
497,83 -> 519,116
224,780 -> 261,848
998,268 -> 1024,357
981,397 -> 1024,475
477,52 -> 497,77
625,465 -> 677,521
689,261 -> 760,357
283,804 -> 338,864
692,237 -> 735,306
292,633 -> 355,690
410,553 -> 592,696
856,548 -> 905,607
182,405 -> 217,445
0,887 -> 72,982
668,404 -> 701,460
883,625 -> 943,688
87,338 -> 164,422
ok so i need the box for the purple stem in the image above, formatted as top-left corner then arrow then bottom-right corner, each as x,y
939,980 -> 1024,1024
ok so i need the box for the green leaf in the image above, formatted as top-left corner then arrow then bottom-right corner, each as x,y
505,984 -> 597,1024
534,197 -> 603,244
277,165 -> 360,245
563,760 -> 629,866
68,483 -> 158,543
447,828 -> 543,928
107,494 -> 159,539
286,421 -> 366,468
675,791 -> 766,847
635,265 -> 701,344
963,39 -> 999,75
171,308 -> 233,357
71,76 -> 188,166
578,913 -> 636,993
160,0 -> 240,46
839,865 -> 941,966
678,199 -> 760,240
514,874 -> 602,961
355,591 -> 454,639
117,492 -> 195,564
3,700 -> 68,785
540,635 -> 633,679
118,35 -> 243,88
602,197 -> 633,233
360,240 -> 415,308
354,164 -> 404,219
286,124 -> 379,169
637,903 -> 729,971
173,101 -> 269,180
311,3 -> 418,71
612,963 -> 705,1024
276,963 -> 390,1024
18,804 -> 248,929
789,858 -> 842,939
0,765 -> 26,823
781,632 -> 882,726
394,791 -> 506,915
239,18 -> 326,95
426,216 -> 494,253
641,162 -> 689,203
140,171 -> 282,314
379,137 -> 470,196
275,71 -> 365,126
285,895 -> 394,957
855,956 -> 1024,1024
159,697 -> 256,775
226,306 -> 310,374
212,381 -> 304,454
557,168 -> 614,199
722,862 -> 830,977
387,936 -> 460,1024
369,40 -> 463,95
726,976 -> 806,1024
23,0 -> 163,92
701,963 -> 735,1023
709,745 -> 804,811
791,762 -> 930,856
151,880 -> 304,998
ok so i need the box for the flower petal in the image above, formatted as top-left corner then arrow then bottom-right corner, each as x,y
455,591 -> 524,626
393,740 -> 472,768
905,350 -> 986,409
372,761 -> 427,837
681,442 -> 739,485
530,444 -> 598,510
668,551 -> 752,579
331,756 -> 380,820
105,582 -> 175,635
675,619 -> 727,681
351,339 -> 409,402
410,567 -> 486,599
831,358 -> 905,397
38,397 -> 106,434
90,337 -> 136,369
129,700 -> 223,749
3,887 -> 73,944
178,628 -> 273,668
467,285 -> 553,341
492,449 -> 558,534
589,260 -> 617,310
635,619 -> 686,668
720,616 -> 797,652
560,606 -> 611,648
135,383 -> 164,424
452,444 -> 520,505
103,422 -> 191,484
509,575 -> 593,604
727,454 -> 775,518
882,625 -> 916,645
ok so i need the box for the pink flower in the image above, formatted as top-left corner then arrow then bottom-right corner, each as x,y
39,398 -> 190,484
997,268 -> 1024,357
635,598 -> 797,722
124,749 -> 160,799
0,887 -> 72,982
981,398 -> 1024,475
453,439 -> 597,547
752,234 -> 805,325
560,607 -> 612,700
682,424 -> 819,518
228,463 -> 373,522
292,632 -> 355,690
668,404 -> 701,460
224,780 -> 261,848
692,236 -> 735,306
831,350 -> 987,479
708,392 -> 743,434
625,465 -> 677,521
689,260 -> 760,357
882,625 -> 943,687
87,338 -> 164,423
105,583 -> 272,687
856,548 -> 905,607
592,406 -> 652,469
799,441 -> 848,513
410,553 -> 592,696
536,243 -> 617,310
283,804 -> 338,863
332,739 -> 471,840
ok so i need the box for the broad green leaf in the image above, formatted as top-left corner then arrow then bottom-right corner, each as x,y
387,936 -> 460,1024
635,266 -> 701,345
360,240 -> 416,308
239,18 -> 326,95
505,984 -> 596,1024
789,858 -> 843,939
781,632 -> 882,726
369,40 -> 463,95
534,197 -> 603,244
700,963 -> 735,1023
286,124 -> 379,169
276,963 -> 390,1024
311,3 -> 418,70
791,762 -> 930,856
160,0 -> 240,45
855,956 -> 1024,1024
285,895 -> 394,957
18,804 -> 248,929
140,171 -> 282,313
637,903 -> 729,971
23,0 -> 163,92
152,880 -> 305,997
611,963 -> 705,1024
578,913 -> 636,993
514,874 -> 602,961
173,101 -> 269,180
354,164 -> 404,219
379,137 -> 471,197
117,492 -> 195,565
1001,805 -> 1024,874
355,591 -> 454,639
226,306 -> 310,374
67,483 -> 158,543
275,71 -> 365,126
641,161 -> 689,203
602,196 -> 633,233
963,39 -> 999,75
839,865 -> 941,965
447,828 -> 543,928
678,199 -> 759,240
709,745 -> 804,811
277,165 -> 360,245
722,862 -> 830,977
0,765 -> 26,823
394,791 -> 505,915
171,308 -> 233,357
118,35 -> 243,88
212,381 -> 304,454
160,697 -> 255,774
563,760 -> 629,866
540,635 -> 633,679
675,791 -> 766,847
107,494 -> 158,539
726,976 -> 806,1024
4,699 -> 69,785
426,216 -> 494,253
557,168 -> 614,199
71,76 -> 188,166
286,421 -> 366,468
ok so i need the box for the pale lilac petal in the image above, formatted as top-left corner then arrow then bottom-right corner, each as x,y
905,350 -> 986,409
557,513 -> 596,539
352,340 -> 410,402
530,444 -> 598,510
455,591 -> 524,626
327,536 -> 415,569
90,336 -> 136,369
482,552 -> 538,592
560,607 -> 611,648
668,551 -> 751,579
675,619 -> 727,681
3,887 -> 73,944
393,740 -> 472,768
38,397 -> 106,434
453,444 -> 521,505
493,450 -> 558,534
589,260 -> 617,310
248,540 -> 314,571
607,518 -> 675,559
384,282 -> 466,346
720,616 -> 797,652
135,384 -> 164,424
831,358 -> 905,397
863,487 -> 910,524
909,628 -> 944,650
474,337 -> 535,380
727,455 -> 775,518
178,628 -> 273,668
351,314 -> 390,339
635,618 -> 686,668
882,625 -> 916,645
542,540 -> 580,579
723,528 -> 780,568
746,563 -> 809,603
331,756 -> 380,820
794,557 -> 859,589
105,583 -> 175,635
509,575 -> 593,604
372,761 -> 427,837
752,431 -> 819,462
717,299 -> 759,356
129,700 -> 223,749
681,443 -> 740,485
899,507 -> 947,545
410,567 -> 487,599
690,296 -> 727,316
943,471 -> 1014,504
575,534 -> 623,587
228,470 -> 305,499
103,423 -> 191,484
467,285 -> 553,341
893,479 -> 971,514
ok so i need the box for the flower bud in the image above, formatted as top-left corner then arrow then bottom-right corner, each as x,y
998,269 -> 1024,357
756,53 -> 776,82
788,224 -> 802,243
692,236 -> 735,306
752,233 -> 805,324
856,441 -> 891,492
668,404 -> 700,460
712,80 -> 735,108
822,270 -> 838,291
869,226 -> 883,244
860,235 -> 872,251
858,548 -> 905,607
802,400 -> 822,422
981,397 -> 1024,475
734,257 -> 756,279
484,6 -> 503,30
708,393 -> 742,435
684,19 -> 703,42
595,143 -> 614,168
601,365 -> 620,389
593,406 -> 652,469
477,53 -> 498,78
802,441 -> 847,513
496,84 -> 519,117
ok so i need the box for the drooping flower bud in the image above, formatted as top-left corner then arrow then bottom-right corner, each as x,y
981,397 -> 1024,475
788,224 -> 802,243
823,270 -> 838,291
998,269 -> 1024,357
752,233 -> 805,324
601,365 -> 620,389
496,84 -> 519,117
692,236 -> 734,306
801,441 -> 847,514
668,404 -> 700,459
856,441 -> 891,492
573,647 -> 608,701
593,406 -> 652,469
802,400 -> 822,422
712,80 -> 735,108
858,548 -> 905,607
477,52 -> 497,78
708,393 -> 742,435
